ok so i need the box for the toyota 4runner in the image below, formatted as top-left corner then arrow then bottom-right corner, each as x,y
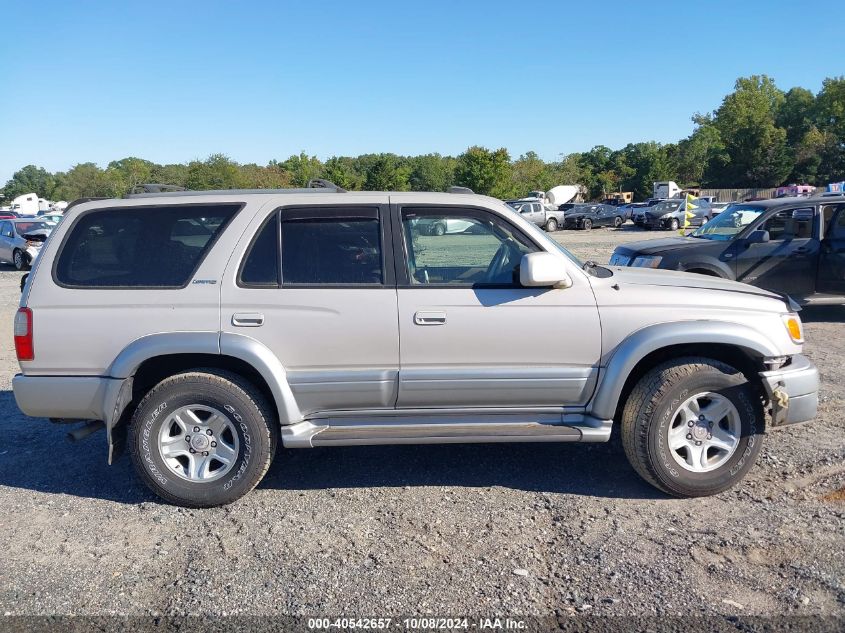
13,185 -> 819,507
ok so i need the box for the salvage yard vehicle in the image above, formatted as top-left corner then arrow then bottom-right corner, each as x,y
633,198 -> 713,230
0,219 -> 52,270
506,199 -> 565,231
610,195 -> 845,305
13,184 -> 819,507
562,203 -> 624,230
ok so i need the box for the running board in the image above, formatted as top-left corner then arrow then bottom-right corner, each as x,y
281,413 -> 612,448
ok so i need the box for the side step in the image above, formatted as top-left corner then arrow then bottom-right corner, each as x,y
281,413 -> 612,448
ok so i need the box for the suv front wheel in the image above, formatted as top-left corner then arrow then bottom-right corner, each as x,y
621,357 -> 764,497
128,370 -> 278,507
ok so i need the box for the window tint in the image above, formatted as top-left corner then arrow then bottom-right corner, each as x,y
402,209 -> 536,286
833,208 -> 845,239
55,204 -> 239,287
761,208 -> 814,241
281,218 -> 382,285
240,217 -> 279,286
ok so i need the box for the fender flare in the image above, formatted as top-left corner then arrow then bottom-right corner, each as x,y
107,331 -> 302,426
589,320 -> 780,421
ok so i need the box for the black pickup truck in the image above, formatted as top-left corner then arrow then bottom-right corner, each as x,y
609,195 -> 845,305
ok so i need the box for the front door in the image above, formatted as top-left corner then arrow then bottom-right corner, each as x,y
392,199 -> 601,408
221,198 -> 400,416
0,221 -> 13,262
818,203 -> 845,295
733,206 -> 819,297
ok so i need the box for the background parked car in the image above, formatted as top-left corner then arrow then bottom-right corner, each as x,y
633,198 -> 712,230
412,216 -> 475,236
507,200 -> 566,232
562,203 -> 624,230
618,202 -> 648,220
710,202 -> 733,216
609,195 -> 845,304
0,219 -> 53,270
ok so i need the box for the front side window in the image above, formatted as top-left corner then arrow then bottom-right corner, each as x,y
760,208 -> 814,241
281,217 -> 382,285
55,204 -> 239,287
402,209 -> 536,286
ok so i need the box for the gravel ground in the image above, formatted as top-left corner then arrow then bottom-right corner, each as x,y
0,224 -> 843,624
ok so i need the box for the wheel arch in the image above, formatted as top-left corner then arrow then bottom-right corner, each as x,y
680,260 -> 733,279
108,332 -> 302,429
590,321 -> 777,422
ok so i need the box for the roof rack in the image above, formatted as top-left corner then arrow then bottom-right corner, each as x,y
447,186 -> 474,194
124,179 -> 348,198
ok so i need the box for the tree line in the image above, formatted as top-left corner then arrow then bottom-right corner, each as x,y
3,75 -> 843,205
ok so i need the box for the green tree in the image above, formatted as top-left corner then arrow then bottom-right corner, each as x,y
2,165 -> 56,201
706,75 -> 793,186
323,156 -> 364,190
408,153 -> 455,192
675,121 -> 725,186
359,153 -> 410,191
454,146 -> 512,197
814,77 -> 845,183
186,154 -> 243,190
279,152 -> 324,187
509,151 -> 553,198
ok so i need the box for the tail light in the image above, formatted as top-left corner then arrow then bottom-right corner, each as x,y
14,307 -> 33,361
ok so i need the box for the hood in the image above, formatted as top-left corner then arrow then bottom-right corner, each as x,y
607,265 -> 781,300
22,229 -> 51,242
615,236 -> 711,255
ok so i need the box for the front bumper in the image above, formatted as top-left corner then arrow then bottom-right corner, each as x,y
759,354 -> 819,427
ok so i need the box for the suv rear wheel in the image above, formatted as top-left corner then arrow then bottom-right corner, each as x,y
621,357 -> 764,497
128,369 -> 278,507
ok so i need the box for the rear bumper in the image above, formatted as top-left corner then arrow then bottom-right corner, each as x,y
12,374 -> 132,425
759,354 -> 819,427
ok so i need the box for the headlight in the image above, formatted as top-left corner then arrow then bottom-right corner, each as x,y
661,213 -> 673,218
631,255 -> 663,268
782,313 -> 804,344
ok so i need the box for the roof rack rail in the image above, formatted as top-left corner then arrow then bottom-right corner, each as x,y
64,197 -> 109,212
307,178 -> 347,192
130,184 -> 188,194
448,186 -> 474,194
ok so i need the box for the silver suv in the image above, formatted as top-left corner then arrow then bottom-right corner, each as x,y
13,186 -> 819,507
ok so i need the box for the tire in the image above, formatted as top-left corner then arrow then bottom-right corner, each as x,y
621,357 -> 764,498
614,216 -> 623,228
582,218 -> 592,231
545,218 -> 558,232
128,369 -> 278,508
669,218 -> 680,231
432,223 -> 446,236
13,249 -> 26,271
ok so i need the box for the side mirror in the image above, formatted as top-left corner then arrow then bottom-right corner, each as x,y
519,252 -> 573,288
745,229 -> 770,244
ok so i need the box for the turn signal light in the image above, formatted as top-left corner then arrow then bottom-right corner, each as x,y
783,314 -> 803,344
14,307 -> 33,361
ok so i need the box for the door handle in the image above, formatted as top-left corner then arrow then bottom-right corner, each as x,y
793,247 -> 810,254
414,310 -> 447,325
232,313 -> 264,327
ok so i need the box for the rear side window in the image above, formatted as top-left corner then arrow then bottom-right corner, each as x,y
282,218 -> 382,285
55,204 -> 239,288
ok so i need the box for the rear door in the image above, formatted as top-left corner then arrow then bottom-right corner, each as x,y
733,206 -> 819,297
392,198 -> 601,408
818,203 -> 845,295
221,197 -> 400,416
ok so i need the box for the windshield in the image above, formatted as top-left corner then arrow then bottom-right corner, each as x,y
14,221 -> 50,234
690,205 -> 765,241
651,200 -> 682,214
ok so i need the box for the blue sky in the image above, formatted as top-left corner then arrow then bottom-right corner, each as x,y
1,0 -> 843,183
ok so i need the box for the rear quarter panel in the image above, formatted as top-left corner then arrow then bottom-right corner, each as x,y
19,196 -> 271,376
